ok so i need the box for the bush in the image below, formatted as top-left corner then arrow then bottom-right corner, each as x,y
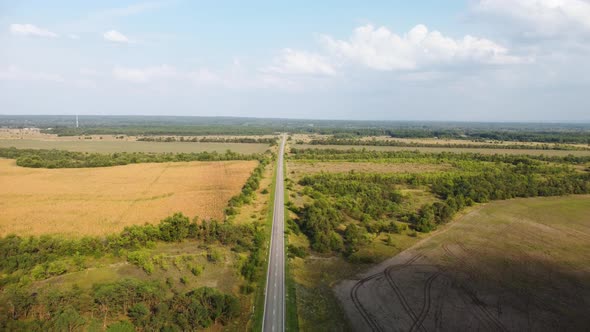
207,249 -> 222,263
190,265 -> 204,276
127,251 -> 154,274
287,244 -> 308,258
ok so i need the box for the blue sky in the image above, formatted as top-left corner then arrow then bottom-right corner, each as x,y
1,0 -> 589,121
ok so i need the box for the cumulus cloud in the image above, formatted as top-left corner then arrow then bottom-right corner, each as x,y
474,0 -> 590,36
263,48 -> 336,75
9,24 -> 58,38
320,24 -> 525,71
113,65 -> 177,83
103,30 -> 130,43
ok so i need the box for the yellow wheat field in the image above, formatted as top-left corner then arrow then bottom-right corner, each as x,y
0,159 -> 257,237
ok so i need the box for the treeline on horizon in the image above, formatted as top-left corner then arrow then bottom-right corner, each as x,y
43,126 -> 590,144
0,147 -> 264,168
2,115 -> 588,143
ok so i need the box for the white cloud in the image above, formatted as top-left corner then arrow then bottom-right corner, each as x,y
320,24 -> 526,71
474,0 -> 590,36
69,34 -> 80,40
9,24 -> 58,38
103,30 -> 130,43
0,65 -> 64,82
263,48 -> 336,75
113,65 -> 178,83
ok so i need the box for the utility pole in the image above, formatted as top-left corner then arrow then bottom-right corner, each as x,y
76,114 -> 79,128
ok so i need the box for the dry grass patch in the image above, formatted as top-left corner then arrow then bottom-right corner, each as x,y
296,143 -> 590,156
288,161 -> 451,178
0,159 -> 257,236
0,138 -> 269,154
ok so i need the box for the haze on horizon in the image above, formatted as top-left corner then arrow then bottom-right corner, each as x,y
1,0 -> 589,122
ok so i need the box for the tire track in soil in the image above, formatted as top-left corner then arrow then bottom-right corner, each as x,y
351,272 -> 385,332
383,257 -> 428,332
408,272 -> 443,332
350,254 -> 423,332
442,244 -> 508,332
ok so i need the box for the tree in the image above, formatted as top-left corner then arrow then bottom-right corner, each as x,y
51,308 -> 86,332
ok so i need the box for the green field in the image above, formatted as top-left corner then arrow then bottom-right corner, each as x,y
297,144 -> 590,156
0,139 -> 269,154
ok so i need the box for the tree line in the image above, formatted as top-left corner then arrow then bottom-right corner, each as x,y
225,157 -> 270,216
303,137 -> 589,151
138,136 -> 278,145
0,147 -> 263,168
289,147 -> 590,164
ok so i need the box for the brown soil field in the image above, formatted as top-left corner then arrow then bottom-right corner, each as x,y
0,159 -> 257,237
335,195 -> 590,331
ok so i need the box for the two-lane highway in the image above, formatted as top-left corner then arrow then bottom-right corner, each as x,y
262,134 -> 286,332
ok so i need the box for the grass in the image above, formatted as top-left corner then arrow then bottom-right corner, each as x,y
33,242 -> 239,294
250,153 -> 278,331
296,144 -> 590,156
0,138 -> 269,154
287,161 -> 453,177
284,160 -> 300,332
231,164 -> 273,226
0,159 -> 257,236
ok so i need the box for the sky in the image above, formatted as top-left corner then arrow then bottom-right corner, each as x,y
1,0 -> 589,122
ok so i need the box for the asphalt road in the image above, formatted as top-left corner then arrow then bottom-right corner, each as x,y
262,135 -> 286,332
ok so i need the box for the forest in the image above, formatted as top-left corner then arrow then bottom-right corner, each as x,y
289,149 -> 590,255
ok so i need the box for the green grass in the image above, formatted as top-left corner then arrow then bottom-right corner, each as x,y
32,241 -> 239,296
296,144 -> 590,156
284,160 -> 300,332
0,139 -> 269,154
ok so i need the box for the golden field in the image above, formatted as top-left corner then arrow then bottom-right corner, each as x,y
0,159 -> 257,236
